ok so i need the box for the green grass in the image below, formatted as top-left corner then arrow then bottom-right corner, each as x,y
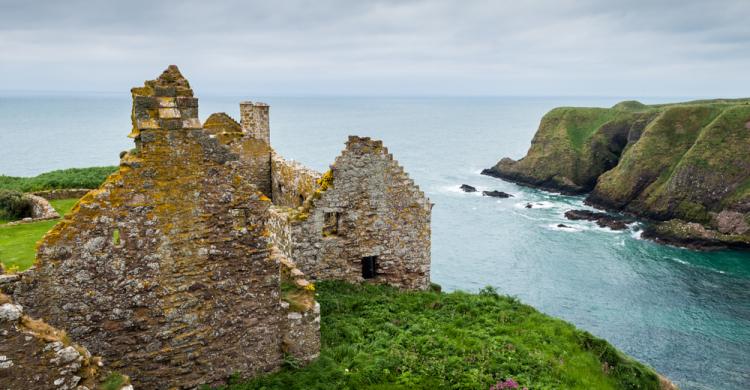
559,108 -> 618,151
0,198 -> 78,271
216,283 -> 660,390
101,372 -> 128,390
0,166 -> 117,192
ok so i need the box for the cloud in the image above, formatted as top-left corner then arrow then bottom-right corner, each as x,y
0,0 -> 747,96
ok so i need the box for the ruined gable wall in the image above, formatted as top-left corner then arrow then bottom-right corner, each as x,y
13,67 -> 287,389
271,151 -> 322,208
231,137 -> 273,197
289,137 -> 432,290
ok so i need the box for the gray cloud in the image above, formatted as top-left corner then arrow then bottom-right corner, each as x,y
0,0 -> 747,96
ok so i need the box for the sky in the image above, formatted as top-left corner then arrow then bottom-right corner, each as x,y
0,0 -> 748,97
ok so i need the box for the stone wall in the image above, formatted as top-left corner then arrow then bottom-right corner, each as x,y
286,136 -> 432,290
203,112 -> 244,145
12,66 -> 293,389
27,194 -> 59,220
275,249 -> 320,364
0,291 -> 132,390
240,101 -> 270,144
231,137 -> 273,198
271,151 -> 322,208
2,194 -> 59,226
32,189 -> 92,201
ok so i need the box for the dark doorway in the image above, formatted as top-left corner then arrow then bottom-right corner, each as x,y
362,256 -> 378,279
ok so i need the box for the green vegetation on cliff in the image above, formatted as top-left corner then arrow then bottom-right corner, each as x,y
485,98 -> 750,248
218,282 -> 663,390
0,166 -> 117,192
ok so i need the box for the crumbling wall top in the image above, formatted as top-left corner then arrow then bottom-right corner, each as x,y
129,65 -> 201,140
204,112 -> 244,144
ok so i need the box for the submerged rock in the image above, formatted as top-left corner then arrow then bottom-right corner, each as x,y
482,190 -> 513,198
460,184 -> 477,193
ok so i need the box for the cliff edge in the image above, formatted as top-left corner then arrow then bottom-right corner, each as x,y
483,98 -> 750,249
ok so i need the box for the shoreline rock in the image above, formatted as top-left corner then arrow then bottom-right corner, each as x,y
564,209 -> 632,231
459,184 -> 477,193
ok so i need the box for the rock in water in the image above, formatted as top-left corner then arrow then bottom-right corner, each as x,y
482,190 -> 513,198
564,209 -> 630,231
460,184 -> 477,192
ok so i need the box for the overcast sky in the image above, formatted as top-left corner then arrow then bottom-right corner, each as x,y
0,0 -> 748,97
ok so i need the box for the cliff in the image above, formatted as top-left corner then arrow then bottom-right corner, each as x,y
483,98 -> 750,248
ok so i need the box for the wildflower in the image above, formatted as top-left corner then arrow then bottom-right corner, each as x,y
489,378 -> 520,390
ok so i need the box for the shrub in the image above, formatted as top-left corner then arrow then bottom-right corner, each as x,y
0,190 -> 32,221
0,166 -> 117,192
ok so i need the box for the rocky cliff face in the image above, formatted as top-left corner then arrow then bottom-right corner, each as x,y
484,98 -> 750,248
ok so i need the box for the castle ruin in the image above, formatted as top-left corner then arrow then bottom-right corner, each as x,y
5,65 -> 431,388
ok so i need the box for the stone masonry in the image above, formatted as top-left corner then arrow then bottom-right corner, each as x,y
268,137 -> 433,290
231,102 -> 433,290
8,64 -> 430,388
11,66 -> 319,389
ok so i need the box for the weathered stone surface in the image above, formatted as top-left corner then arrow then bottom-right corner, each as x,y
240,101 -> 270,144
2,194 -> 60,226
270,152 -> 321,209
460,184 -> 477,192
13,66 -> 302,389
26,194 -> 59,220
203,112 -> 244,144
0,293 -> 128,390
11,64 -> 432,388
269,136 -> 432,290
32,189 -> 92,201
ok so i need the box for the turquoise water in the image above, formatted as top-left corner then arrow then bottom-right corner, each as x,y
1,94 -> 749,389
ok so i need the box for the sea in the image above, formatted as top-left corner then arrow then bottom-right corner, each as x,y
1,93 -> 748,390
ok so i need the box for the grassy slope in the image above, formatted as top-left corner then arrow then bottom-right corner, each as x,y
219,282 -> 661,390
590,104 -> 725,213
0,198 -> 78,271
0,166 -> 117,192
592,103 -> 750,222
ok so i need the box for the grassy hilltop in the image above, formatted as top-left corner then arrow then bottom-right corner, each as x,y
484,98 -> 750,248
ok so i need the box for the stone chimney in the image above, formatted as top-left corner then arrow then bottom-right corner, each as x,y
129,65 -> 201,148
239,101 -> 270,144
